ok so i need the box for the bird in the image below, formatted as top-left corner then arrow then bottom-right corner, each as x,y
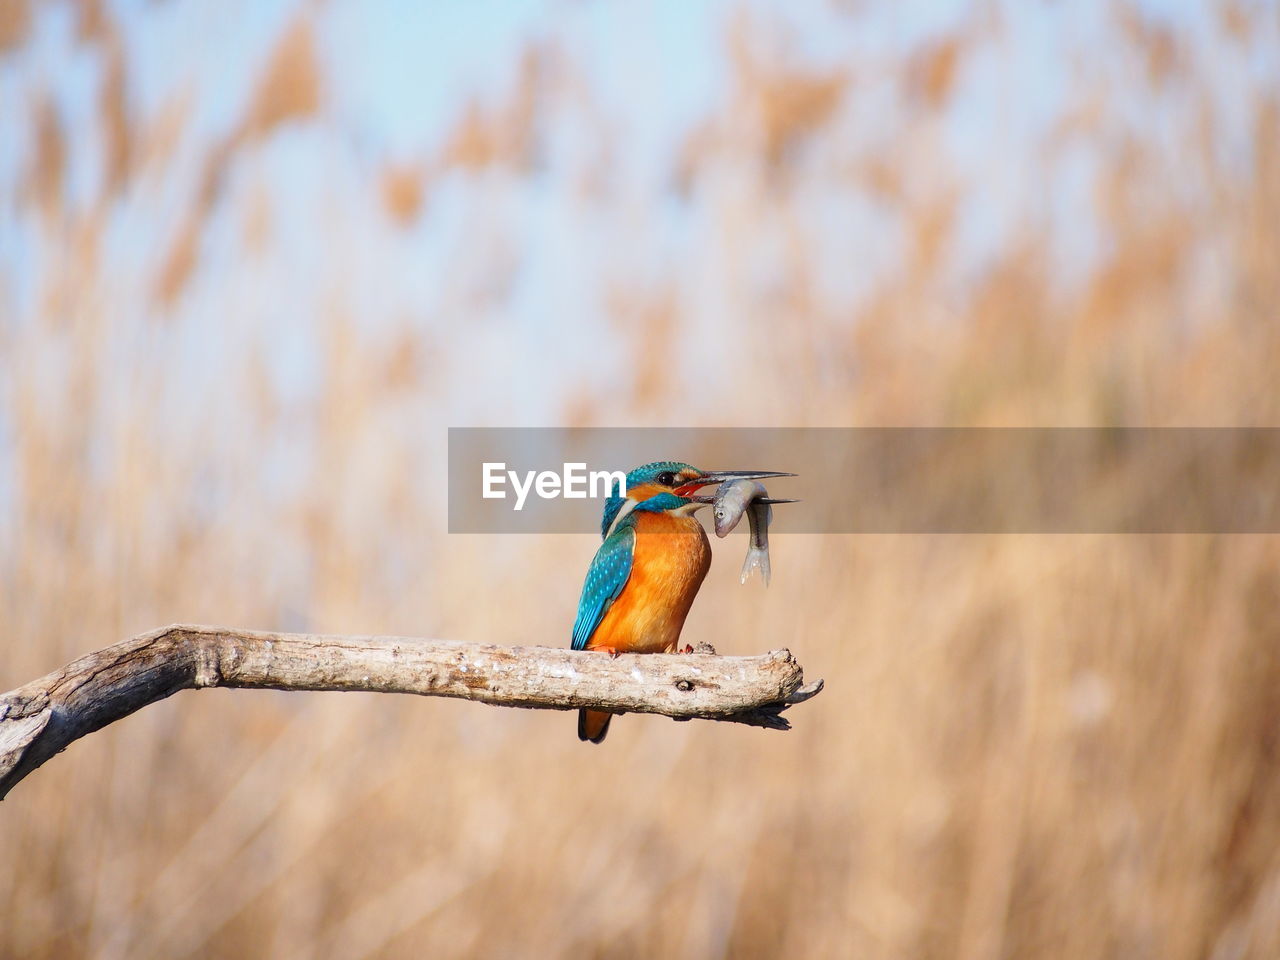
575,463 -> 792,744
571,492 -> 712,743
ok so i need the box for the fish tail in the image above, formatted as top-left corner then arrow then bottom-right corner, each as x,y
578,709 -> 613,744
740,548 -> 771,586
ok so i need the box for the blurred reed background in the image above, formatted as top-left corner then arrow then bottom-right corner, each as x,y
2,0 -> 1279,957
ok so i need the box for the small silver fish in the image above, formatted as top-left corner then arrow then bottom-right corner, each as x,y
711,479 -> 773,586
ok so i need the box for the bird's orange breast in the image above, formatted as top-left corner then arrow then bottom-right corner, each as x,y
587,511 -> 710,655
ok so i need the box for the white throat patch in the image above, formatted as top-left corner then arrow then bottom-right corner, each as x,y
604,497 -> 639,539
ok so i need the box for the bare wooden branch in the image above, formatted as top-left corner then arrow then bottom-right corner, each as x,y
0,624 -> 823,799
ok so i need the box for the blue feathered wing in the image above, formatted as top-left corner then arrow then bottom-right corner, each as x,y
571,524 -> 636,651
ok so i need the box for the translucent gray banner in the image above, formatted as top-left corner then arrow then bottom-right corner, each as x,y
447,428 -> 1280,533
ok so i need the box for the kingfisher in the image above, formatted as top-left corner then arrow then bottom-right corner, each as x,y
574,462 -> 791,743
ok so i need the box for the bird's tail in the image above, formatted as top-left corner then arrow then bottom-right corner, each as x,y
578,709 -> 613,744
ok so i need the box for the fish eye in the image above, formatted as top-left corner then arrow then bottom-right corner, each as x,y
656,471 -> 677,487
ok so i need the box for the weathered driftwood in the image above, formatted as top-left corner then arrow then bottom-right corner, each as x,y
0,624 -> 823,799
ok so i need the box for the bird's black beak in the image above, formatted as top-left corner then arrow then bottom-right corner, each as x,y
673,470 -> 796,497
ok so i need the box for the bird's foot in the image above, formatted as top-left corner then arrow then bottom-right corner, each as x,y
679,642 -> 717,655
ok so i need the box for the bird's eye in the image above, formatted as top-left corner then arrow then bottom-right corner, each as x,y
657,471 -> 677,487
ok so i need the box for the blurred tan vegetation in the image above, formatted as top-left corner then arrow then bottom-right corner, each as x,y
2,1 -> 1280,958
